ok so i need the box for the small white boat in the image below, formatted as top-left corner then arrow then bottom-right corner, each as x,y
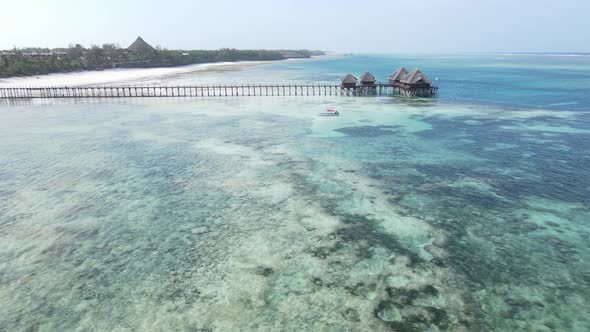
319,109 -> 340,116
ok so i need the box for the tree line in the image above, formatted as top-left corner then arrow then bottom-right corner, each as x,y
0,44 -> 323,78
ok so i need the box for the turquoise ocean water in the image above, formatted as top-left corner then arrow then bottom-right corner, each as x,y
1,54 -> 589,331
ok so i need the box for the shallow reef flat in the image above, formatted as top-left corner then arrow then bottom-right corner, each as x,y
0,96 -> 589,331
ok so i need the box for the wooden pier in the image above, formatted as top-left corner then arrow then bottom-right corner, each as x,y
0,83 -> 437,99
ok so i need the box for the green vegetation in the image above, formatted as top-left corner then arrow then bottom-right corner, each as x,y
0,44 -> 323,78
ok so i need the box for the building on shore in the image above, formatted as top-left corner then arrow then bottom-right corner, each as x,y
127,36 -> 155,53
0,51 -> 67,58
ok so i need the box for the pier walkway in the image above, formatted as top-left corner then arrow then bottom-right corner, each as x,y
0,83 -> 437,99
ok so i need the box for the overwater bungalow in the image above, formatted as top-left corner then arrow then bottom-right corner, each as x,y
388,68 -> 437,97
341,74 -> 358,88
388,66 -> 408,85
359,72 -> 376,87
398,69 -> 432,88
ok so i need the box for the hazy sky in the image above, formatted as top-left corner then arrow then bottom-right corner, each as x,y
1,0 -> 588,52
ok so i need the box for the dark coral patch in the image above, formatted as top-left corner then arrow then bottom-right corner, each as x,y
335,125 -> 402,137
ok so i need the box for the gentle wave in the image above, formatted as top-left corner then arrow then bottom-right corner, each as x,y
499,53 -> 590,57
549,101 -> 579,106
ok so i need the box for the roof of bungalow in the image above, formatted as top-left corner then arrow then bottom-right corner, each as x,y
360,72 -> 376,83
400,69 -> 432,85
341,74 -> 358,83
388,67 -> 408,81
127,36 -> 155,53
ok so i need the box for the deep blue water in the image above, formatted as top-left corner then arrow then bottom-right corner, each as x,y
268,53 -> 590,111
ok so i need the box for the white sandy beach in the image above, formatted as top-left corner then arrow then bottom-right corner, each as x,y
0,55 -> 332,88
0,61 -> 271,88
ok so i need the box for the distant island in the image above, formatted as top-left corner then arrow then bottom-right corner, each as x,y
0,36 -> 324,78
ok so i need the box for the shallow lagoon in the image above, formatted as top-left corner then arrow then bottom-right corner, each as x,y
1,55 -> 590,331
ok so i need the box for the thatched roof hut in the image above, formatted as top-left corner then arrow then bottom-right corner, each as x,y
400,69 -> 432,86
341,74 -> 358,88
359,72 -> 376,86
388,67 -> 408,83
127,36 -> 155,53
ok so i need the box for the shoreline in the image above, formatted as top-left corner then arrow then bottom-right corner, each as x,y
0,55 -> 333,88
